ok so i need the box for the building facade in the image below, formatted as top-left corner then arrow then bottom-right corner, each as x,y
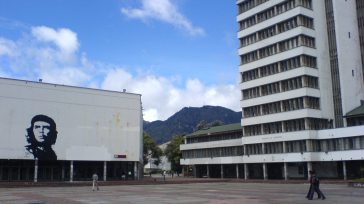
0,77 -> 143,182
181,0 -> 364,180
181,124 -> 244,178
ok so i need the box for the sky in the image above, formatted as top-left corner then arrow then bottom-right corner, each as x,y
0,0 -> 240,122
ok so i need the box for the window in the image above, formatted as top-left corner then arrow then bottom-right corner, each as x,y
286,140 -> 306,153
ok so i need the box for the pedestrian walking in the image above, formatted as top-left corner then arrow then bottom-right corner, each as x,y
92,172 -> 99,191
307,170 -> 325,200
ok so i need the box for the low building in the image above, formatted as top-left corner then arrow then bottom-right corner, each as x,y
0,77 -> 143,182
180,123 -> 244,178
180,123 -> 364,180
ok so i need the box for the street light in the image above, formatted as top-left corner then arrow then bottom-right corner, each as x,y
148,150 -> 152,177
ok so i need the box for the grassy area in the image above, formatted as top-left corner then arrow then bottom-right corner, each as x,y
352,178 -> 364,182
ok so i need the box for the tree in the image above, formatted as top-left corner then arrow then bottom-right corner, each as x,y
143,132 -> 162,166
195,120 -> 224,131
195,120 -> 208,130
164,135 -> 184,174
210,120 -> 224,127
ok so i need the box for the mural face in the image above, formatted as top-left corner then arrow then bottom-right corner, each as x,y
25,115 -> 58,160
33,121 -> 51,143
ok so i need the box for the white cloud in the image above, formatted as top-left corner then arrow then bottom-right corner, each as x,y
101,68 -> 240,121
121,0 -> 205,36
32,26 -> 79,55
0,38 -> 16,56
40,67 -> 91,86
0,26 -> 92,86
0,25 -> 239,122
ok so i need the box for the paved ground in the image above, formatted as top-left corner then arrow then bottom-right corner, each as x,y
0,181 -> 363,204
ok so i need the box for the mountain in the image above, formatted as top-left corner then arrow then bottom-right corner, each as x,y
143,105 -> 241,144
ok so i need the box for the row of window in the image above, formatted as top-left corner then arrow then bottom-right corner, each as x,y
240,15 -> 314,48
242,75 -> 318,100
247,140 -> 307,155
240,35 -> 315,65
243,96 -> 320,118
181,146 -> 244,159
312,137 -> 364,152
244,118 -> 332,136
181,136 -> 364,158
238,0 -> 312,30
237,0 -> 270,15
186,132 -> 242,144
241,55 -> 317,82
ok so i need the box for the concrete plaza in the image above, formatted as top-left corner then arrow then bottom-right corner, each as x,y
0,182 -> 363,204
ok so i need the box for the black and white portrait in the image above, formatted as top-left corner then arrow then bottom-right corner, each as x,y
25,114 -> 58,160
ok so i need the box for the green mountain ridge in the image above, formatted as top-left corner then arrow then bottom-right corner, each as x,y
143,105 -> 241,144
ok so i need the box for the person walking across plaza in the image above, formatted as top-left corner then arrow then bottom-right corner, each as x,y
307,170 -> 325,200
92,172 -> 99,191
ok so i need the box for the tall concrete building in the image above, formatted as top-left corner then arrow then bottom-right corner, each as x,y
238,0 -> 364,179
180,0 -> 364,180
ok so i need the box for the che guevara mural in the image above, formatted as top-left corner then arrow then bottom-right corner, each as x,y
25,115 -> 58,160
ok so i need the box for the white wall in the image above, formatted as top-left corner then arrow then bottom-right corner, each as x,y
0,78 -> 142,161
333,0 -> 364,119
311,0 -> 335,121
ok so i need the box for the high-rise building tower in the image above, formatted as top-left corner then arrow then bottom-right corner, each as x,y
238,0 -> 364,179
179,0 -> 364,180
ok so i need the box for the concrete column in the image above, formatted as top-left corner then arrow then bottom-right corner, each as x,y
17,167 -> 21,180
283,142 -> 287,153
244,163 -> 249,180
34,159 -> 38,183
192,165 -> 196,178
307,162 -> 312,181
306,140 -> 312,152
259,86 -> 262,98
281,120 -> 287,132
70,160 -> 74,182
263,163 -> 268,180
207,165 -> 210,178
284,162 -> 288,180
61,163 -> 65,181
355,137 -> 361,149
303,96 -> 308,108
260,105 -> 263,116
261,123 -> 264,134
103,161 -> 107,181
51,168 -> 54,181
343,161 -> 347,180
134,162 -> 138,180
262,143 -> 265,154
221,164 -> 224,179
236,164 -> 239,179
297,14 -> 302,26
304,118 -> 309,130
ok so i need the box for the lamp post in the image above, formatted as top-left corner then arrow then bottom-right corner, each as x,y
148,150 -> 152,177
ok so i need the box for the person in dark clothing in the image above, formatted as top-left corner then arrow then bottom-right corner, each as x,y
25,115 -> 58,160
307,170 -> 326,200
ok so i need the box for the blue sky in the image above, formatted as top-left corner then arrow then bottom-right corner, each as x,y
0,0 -> 240,121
